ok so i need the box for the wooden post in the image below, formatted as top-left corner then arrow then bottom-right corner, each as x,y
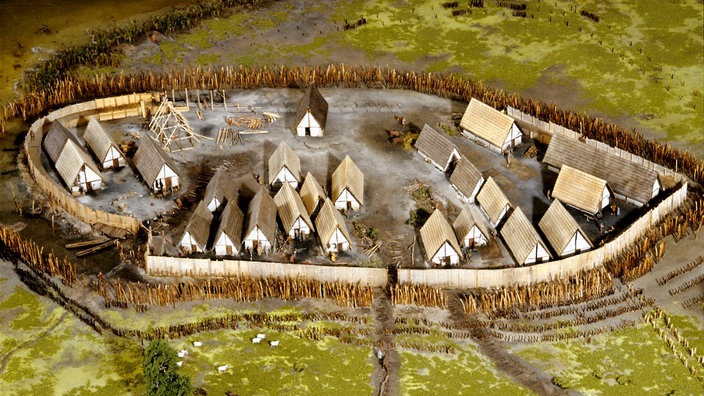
210,90 -> 214,111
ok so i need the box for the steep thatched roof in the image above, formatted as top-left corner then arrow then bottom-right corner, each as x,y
459,98 -> 516,149
43,120 -> 80,163
552,164 -> 608,215
331,156 -> 364,206
476,176 -> 511,225
449,155 -> 484,200
133,136 -> 178,184
84,117 -> 123,162
293,85 -> 329,130
414,124 -> 459,171
539,199 -> 593,255
274,183 -> 314,233
268,141 -> 301,185
315,198 -> 351,245
420,210 -> 461,260
544,134 -> 659,204
501,207 -> 551,264
244,187 -> 277,243
213,200 -> 244,249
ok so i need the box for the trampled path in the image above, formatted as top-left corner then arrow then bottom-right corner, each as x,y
446,293 -> 575,396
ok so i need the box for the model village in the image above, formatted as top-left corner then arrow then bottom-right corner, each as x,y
30,83 -> 677,276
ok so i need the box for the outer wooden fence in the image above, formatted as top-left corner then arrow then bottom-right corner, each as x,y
397,182 -> 687,288
145,256 -> 388,287
24,93 -> 156,235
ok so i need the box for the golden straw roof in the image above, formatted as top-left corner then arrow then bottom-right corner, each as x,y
299,172 -> 326,214
84,117 -> 123,162
501,207 -> 551,264
213,200 -> 244,248
552,164 -> 607,215
543,134 -> 659,204
459,98 -> 516,149
539,199 -> 592,255
449,155 -> 484,199
331,155 -> 364,206
268,141 -> 300,185
476,176 -> 511,224
453,207 -> 491,242
315,198 -> 351,245
420,210 -> 461,260
274,183 -> 314,233
414,124 -> 459,171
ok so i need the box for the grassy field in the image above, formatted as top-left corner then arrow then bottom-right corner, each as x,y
512,324 -> 703,394
397,334 -> 530,395
174,329 -> 374,395
0,279 -> 145,395
127,0 -> 702,152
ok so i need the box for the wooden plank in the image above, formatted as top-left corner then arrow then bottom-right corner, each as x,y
75,239 -> 115,257
65,238 -> 109,249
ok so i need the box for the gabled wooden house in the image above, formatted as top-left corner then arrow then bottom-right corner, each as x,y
501,207 -> 551,265
476,176 -> 512,227
543,134 -> 660,207
133,136 -> 180,195
179,201 -> 213,254
316,198 -> 352,254
274,183 -> 314,240
83,117 -> 126,170
539,199 -> 593,257
299,172 -> 326,216
55,139 -> 104,195
449,155 -> 485,203
293,85 -> 328,137
331,155 -> 364,211
268,141 -> 301,189
420,210 -> 462,267
43,120 -> 80,164
453,207 -> 491,249
414,124 -> 460,173
213,200 -> 244,256
243,187 -> 277,255
459,98 -> 522,153
204,166 -> 238,212
552,164 -> 612,216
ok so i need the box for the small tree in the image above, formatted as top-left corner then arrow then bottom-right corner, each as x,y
144,339 -> 193,396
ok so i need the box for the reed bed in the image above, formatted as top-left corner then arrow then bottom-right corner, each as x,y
93,276 -> 374,309
460,266 -> 614,316
390,283 -> 447,308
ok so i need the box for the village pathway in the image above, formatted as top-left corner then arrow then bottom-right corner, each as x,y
446,293 -> 576,396
371,287 -> 399,396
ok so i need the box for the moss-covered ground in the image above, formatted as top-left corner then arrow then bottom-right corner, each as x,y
397,333 -> 530,395
513,324 -> 703,394
174,330 -> 374,395
0,281 -> 145,395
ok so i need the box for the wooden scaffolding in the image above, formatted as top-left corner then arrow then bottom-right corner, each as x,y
148,99 -> 207,152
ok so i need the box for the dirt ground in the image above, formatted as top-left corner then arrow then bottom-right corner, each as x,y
44,87 -> 654,271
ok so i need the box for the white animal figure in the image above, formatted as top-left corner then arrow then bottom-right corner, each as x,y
193,341 -> 202,347
217,365 -> 229,373
177,349 -> 188,358
252,337 -> 262,344
257,333 -> 266,339
176,361 -> 183,367
269,340 -> 280,347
